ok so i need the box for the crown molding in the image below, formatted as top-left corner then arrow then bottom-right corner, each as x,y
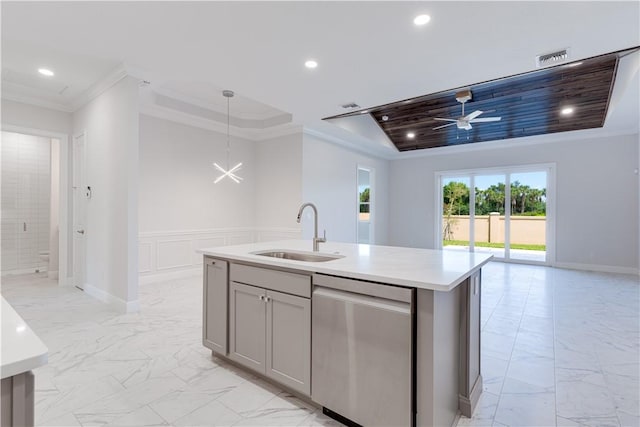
302,127 -> 392,160
69,63 -> 129,111
2,62 -> 135,113
1,93 -> 74,113
253,123 -> 303,141
139,102 -> 302,141
152,86 -> 285,121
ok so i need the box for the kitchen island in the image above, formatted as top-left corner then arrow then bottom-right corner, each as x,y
199,240 -> 491,427
1,296 -> 48,427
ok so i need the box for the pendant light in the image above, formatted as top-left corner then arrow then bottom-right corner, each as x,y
214,90 -> 242,184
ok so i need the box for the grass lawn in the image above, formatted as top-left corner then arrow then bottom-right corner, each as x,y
443,240 -> 546,251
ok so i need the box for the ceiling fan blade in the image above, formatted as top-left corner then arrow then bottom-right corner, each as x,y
433,118 -> 458,122
465,110 -> 483,121
433,122 -> 457,130
470,117 -> 502,123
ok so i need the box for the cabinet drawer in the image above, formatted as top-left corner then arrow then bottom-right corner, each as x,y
230,264 -> 311,298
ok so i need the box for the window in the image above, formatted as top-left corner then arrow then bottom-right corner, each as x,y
357,167 -> 373,244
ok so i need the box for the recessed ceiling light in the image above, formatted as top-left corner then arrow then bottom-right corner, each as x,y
38,68 -> 54,76
304,60 -> 318,69
561,107 -> 574,115
413,14 -> 431,26
407,132 -> 416,139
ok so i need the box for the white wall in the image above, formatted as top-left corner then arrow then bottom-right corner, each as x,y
139,114 -> 255,232
388,133 -> 640,272
254,133 -> 303,231
72,76 -> 140,309
137,115 -> 303,281
302,133 -> 389,245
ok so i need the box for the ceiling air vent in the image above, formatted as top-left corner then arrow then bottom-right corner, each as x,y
341,102 -> 360,109
536,48 -> 570,68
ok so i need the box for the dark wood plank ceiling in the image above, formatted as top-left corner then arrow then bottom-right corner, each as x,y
323,50 -> 630,152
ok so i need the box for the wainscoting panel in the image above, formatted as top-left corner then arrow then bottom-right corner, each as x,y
138,242 -> 153,273
255,228 -> 302,243
191,237 -> 226,265
139,227 -> 301,283
157,239 -> 192,270
227,234 -> 254,246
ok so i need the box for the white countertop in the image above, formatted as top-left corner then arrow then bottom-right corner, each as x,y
1,296 -> 48,379
198,240 -> 492,292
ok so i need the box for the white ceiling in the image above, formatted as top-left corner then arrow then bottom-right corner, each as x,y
2,1 -> 639,158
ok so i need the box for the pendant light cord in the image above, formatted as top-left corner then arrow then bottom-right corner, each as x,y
226,94 -> 230,170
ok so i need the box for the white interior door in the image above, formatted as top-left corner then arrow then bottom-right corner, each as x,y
72,133 -> 86,289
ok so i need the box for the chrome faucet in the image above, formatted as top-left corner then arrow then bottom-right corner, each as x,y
296,202 -> 326,252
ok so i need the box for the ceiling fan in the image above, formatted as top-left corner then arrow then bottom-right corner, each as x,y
433,90 -> 501,131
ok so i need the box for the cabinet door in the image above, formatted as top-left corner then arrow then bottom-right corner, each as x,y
265,290 -> 311,395
229,281 -> 266,373
203,258 -> 228,354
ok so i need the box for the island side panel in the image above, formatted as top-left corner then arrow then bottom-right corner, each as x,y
458,271 -> 482,417
202,257 -> 229,354
1,371 -> 35,427
417,272 -> 483,427
416,287 -> 461,427
434,286 -> 462,427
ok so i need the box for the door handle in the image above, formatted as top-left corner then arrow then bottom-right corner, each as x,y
76,230 -> 85,235
23,222 -> 27,232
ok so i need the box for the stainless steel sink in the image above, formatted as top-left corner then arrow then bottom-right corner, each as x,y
251,250 -> 344,262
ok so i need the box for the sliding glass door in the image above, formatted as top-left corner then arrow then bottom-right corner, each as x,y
439,166 -> 552,265
442,177 -> 471,252
473,174 -> 506,259
509,171 -> 547,262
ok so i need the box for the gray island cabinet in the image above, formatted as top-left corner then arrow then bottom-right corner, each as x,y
200,240 -> 491,427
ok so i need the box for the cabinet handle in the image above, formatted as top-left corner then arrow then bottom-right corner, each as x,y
265,296 -> 271,303
258,295 -> 264,301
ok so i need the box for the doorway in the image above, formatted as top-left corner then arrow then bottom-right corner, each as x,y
1,126 -> 70,284
1,131 -> 57,277
437,165 -> 554,265
357,166 -> 373,244
72,133 -> 87,290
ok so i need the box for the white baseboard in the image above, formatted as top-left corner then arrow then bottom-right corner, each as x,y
58,276 -> 74,287
84,283 -> 140,313
1,266 -> 49,277
139,266 -> 201,285
554,262 -> 639,276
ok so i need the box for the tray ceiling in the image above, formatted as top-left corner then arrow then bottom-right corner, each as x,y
324,49 -> 635,152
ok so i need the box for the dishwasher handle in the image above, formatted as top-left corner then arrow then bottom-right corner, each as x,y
313,286 -> 411,315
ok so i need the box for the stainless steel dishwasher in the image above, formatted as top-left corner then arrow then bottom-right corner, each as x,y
311,274 -> 415,427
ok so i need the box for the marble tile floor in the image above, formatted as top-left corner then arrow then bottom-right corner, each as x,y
1,262 -> 638,427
